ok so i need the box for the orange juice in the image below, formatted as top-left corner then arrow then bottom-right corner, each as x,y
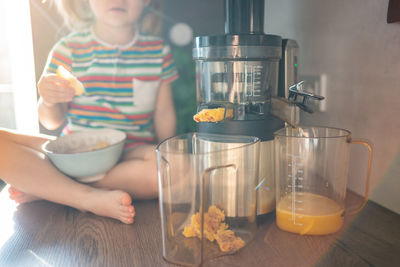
276,192 -> 344,235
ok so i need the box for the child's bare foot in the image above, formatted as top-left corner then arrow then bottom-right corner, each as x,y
8,186 -> 135,224
8,187 -> 41,204
82,189 -> 135,224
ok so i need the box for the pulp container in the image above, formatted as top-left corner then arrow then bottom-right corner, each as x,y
156,133 -> 260,266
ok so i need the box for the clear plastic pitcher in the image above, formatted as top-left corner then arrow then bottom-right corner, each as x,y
274,126 -> 372,235
156,133 -> 260,266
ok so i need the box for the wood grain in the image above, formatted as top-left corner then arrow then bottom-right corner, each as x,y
0,190 -> 399,267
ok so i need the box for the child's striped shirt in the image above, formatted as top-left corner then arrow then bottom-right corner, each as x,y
44,30 -> 178,150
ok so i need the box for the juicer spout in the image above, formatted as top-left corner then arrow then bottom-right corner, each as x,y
271,81 -> 325,126
288,81 -> 325,113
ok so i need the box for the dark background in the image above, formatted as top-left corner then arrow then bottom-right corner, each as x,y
161,0 -> 225,134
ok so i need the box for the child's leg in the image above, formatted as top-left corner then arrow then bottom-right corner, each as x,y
0,129 -> 135,224
1,129 -> 54,203
92,144 -> 158,199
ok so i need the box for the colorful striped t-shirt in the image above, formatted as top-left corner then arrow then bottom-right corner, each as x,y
44,30 -> 178,150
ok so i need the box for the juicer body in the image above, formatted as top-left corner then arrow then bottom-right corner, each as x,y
193,0 -> 300,216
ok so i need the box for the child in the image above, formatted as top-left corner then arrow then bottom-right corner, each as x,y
0,0 -> 178,224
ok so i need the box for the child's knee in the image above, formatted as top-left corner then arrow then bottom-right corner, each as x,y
137,144 -> 158,162
0,129 -> 8,141
0,129 -> 17,143
0,129 -> 11,146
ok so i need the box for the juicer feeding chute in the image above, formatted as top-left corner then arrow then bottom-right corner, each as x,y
225,0 -> 265,34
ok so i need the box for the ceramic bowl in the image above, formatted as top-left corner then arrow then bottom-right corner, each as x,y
42,129 -> 126,183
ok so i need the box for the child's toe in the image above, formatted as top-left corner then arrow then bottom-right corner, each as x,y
118,192 -> 132,206
121,216 -> 134,224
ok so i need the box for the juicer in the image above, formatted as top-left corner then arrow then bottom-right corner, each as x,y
192,0 -> 324,215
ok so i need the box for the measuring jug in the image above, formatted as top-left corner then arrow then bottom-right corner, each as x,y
156,133 -> 260,266
274,126 -> 372,235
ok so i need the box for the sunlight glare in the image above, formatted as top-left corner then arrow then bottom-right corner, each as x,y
3,0 -> 39,134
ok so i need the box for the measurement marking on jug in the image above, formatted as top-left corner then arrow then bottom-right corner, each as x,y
288,154 -> 304,225
288,217 -> 303,226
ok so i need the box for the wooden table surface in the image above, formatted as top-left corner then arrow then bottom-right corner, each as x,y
0,189 -> 399,267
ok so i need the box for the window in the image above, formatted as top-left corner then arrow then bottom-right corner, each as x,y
0,1 -> 38,134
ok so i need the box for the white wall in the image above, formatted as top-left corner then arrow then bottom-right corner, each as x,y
266,0 -> 400,213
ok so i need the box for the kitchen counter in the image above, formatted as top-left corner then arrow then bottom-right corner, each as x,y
0,189 -> 399,267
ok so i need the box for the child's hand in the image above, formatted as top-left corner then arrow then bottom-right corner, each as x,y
37,74 -> 76,107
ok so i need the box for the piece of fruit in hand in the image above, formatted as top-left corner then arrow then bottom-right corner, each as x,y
56,65 -> 85,96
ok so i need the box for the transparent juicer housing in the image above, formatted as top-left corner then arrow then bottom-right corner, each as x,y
195,59 -> 280,121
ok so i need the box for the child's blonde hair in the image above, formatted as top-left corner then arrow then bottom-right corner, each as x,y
53,0 -> 162,35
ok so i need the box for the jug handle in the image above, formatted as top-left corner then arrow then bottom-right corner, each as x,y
348,139 -> 373,214
200,164 -> 237,253
201,163 -> 238,212
159,156 -> 175,237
